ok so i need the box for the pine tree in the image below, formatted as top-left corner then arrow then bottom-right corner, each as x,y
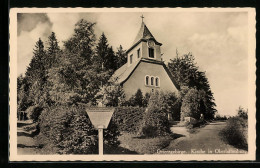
168,53 -> 216,120
134,89 -> 143,107
116,45 -> 127,68
47,32 -> 60,55
94,33 -> 109,69
105,46 -> 117,71
25,38 -> 47,88
46,32 -> 61,68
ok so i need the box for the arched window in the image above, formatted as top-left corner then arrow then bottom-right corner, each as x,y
145,76 -> 149,85
155,77 -> 160,87
151,77 -> 154,86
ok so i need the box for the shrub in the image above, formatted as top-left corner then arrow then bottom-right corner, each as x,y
237,106 -> 248,119
139,91 -> 171,137
26,105 -> 44,122
141,125 -> 158,138
123,89 -> 150,107
181,88 -> 204,121
39,104 -> 120,154
95,84 -> 125,107
112,107 -> 145,134
219,117 -> 248,150
214,114 -> 228,120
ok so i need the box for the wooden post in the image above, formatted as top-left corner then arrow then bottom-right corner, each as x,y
98,127 -> 103,155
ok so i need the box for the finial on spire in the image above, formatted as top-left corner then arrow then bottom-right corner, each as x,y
140,14 -> 144,23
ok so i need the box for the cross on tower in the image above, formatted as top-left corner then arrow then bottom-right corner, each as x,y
140,14 -> 144,23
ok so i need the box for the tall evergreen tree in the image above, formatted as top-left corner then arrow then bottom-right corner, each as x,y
46,32 -> 61,68
25,38 -> 47,88
168,53 -> 216,119
94,33 -> 109,69
115,45 -> 127,68
47,32 -> 60,55
105,46 -> 117,71
134,89 -> 144,107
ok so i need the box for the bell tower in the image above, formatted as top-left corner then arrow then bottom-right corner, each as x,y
126,15 -> 163,67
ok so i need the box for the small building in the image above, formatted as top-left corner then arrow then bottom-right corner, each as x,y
112,19 -> 179,99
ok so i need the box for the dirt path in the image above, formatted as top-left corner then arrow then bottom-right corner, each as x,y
161,121 -> 247,154
17,121 -> 43,155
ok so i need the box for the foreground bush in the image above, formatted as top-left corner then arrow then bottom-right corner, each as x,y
112,107 -> 145,134
139,91 -> 171,137
39,104 -> 120,154
219,117 -> 248,150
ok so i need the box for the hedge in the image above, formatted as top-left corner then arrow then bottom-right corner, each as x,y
112,107 -> 146,134
39,104 -> 120,154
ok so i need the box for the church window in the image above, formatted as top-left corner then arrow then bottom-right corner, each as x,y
137,48 -> 140,58
145,75 -> 149,85
151,77 -> 154,86
148,48 -> 154,58
130,54 -> 133,64
155,77 -> 160,87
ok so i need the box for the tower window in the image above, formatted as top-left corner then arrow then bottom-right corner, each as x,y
148,48 -> 154,58
137,48 -> 140,58
130,54 -> 133,64
145,76 -> 149,85
151,77 -> 154,86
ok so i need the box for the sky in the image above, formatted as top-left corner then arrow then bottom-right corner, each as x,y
17,11 -> 249,116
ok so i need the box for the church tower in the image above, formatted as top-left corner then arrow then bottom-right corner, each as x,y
112,15 -> 179,100
126,17 -> 163,67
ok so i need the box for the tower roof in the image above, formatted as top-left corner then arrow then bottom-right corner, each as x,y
127,22 -> 162,53
132,22 -> 155,44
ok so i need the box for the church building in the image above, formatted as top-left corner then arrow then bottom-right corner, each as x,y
112,18 -> 179,99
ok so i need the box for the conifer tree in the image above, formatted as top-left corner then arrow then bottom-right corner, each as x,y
105,46 -> 117,71
94,33 -> 109,69
46,32 -> 61,68
116,45 -> 127,68
25,38 -> 47,88
134,89 -> 143,107
168,53 -> 216,119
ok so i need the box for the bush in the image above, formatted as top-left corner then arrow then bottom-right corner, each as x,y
181,88 -> 204,121
112,107 -> 145,134
139,91 -> 171,137
237,106 -> 248,119
123,89 -> 150,107
26,105 -> 44,122
219,117 -> 248,150
39,104 -> 120,154
141,125 -> 158,138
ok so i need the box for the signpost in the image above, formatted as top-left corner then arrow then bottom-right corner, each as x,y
86,107 -> 114,155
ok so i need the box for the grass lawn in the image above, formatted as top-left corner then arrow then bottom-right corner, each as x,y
117,132 -> 173,154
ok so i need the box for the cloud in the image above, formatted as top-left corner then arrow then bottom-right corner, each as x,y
18,21 -> 52,75
46,13 -> 81,42
17,13 -> 51,35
